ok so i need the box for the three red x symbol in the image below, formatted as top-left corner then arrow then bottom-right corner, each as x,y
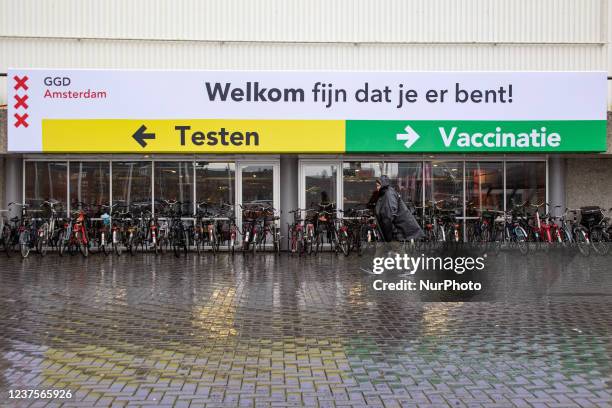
13,75 -> 29,91
14,113 -> 29,128
14,94 -> 28,110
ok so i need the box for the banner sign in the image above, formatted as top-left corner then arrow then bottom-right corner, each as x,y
7,69 -> 607,153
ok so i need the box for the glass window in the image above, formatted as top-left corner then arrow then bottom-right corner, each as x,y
506,162 -> 546,209
195,162 -> 235,211
343,162 -> 424,213
154,161 -> 193,215
25,161 -> 67,216
69,161 -> 110,216
304,164 -> 337,209
465,162 -> 503,217
112,161 -> 152,213
343,162 -> 382,212
385,162 -> 424,209
241,165 -> 274,206
426,161 -> 463,213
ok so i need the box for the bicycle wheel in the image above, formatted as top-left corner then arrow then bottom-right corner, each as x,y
305,226 -> 314,255
128,233 -> 136,256
329,229 -> 339,254
19,231 -> 30,259
339,230 -> 350,256
230,236 -> 236,256
289,228 -> 297,254
242,229 -> 251,252
355,227 -> 364,256
100,231 -> 109,256
37,223 -> 49,256
37,236 -> 47,256
58,230 -> 66,256
183,230 -> 189,255
574,228 -> 590,257
172,229 -> 181,258
158,235 -> 167,255
305,235 -> 313,255
252,231 -> 258,254
273,226 -> 281,255
296,230 -> 304,256
481,227 -> 491,244
492,228 -> 503,255
3,226 -> 12,257
80,239 -> 89,257
210,230 -> 218,254
590,228 -> 609,255
195,236 -> 202,255
75,230 -> 88,258
558,227 -> 572,249
314,230 -> 323,254
113,230 -> 123,256
514,227 -> 529,255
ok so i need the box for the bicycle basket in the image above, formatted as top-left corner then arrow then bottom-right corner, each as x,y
242,209 -> 260,220
580,206 -> 603,228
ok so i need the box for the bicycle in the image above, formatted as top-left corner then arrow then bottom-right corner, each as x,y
423,200 -> 453,248
36,200 -> 64,256
58,203 -> 90,257
0,208 -> 13,257
162,200 -> 190,257
253,205 -> 281,254
313,208 -> 340,254
288,209 -> 307,255
194,202 -> 221,254
219,203 -> 238,256
9,203 -> 38,259
562,208 -> 591,256
335,210 -> 351,256
580,206 -> 611,255
240,204 -> 272,254
490,207 -> 529,255
141,209 -> 163,255
89,206 -> 112,256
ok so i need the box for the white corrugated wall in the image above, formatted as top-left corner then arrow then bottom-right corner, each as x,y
0,0 -> 609,106
0,0 -> 605,43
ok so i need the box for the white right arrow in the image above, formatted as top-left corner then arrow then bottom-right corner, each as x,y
396,125 -> 420,149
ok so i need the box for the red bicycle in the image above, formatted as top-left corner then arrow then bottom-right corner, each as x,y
58,203 -> 89,257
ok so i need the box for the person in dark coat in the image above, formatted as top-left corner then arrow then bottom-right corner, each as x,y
374,175 -> 424,242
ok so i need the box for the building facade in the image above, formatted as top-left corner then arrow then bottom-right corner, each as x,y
1,0 -> 611,240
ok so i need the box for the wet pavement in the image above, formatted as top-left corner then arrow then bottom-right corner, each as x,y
0,251 -> 611,407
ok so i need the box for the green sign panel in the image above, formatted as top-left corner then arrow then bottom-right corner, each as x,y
346,120 -> 606,153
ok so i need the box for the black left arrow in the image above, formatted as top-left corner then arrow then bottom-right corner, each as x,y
132,124 -> 155,148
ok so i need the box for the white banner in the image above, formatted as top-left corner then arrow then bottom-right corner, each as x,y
7,69 -> 607,152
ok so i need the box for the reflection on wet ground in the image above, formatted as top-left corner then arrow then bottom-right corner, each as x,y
0,251 -> 611,407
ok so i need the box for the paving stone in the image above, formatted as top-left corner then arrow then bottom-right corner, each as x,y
0,253 -> 611,407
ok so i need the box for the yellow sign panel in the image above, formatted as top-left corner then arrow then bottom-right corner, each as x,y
42,119 -> 345,153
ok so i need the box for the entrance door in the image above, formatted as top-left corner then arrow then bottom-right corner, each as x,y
236,161 -> 280,241
299,161 -> 342,213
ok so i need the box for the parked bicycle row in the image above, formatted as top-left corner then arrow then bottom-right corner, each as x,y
286,201 -> 612,257
1,199 -> 612,258
412,200 -> 612,257
0,199 -> 284,258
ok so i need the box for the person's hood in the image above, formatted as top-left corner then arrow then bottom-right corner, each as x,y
377,175 -> 391,188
